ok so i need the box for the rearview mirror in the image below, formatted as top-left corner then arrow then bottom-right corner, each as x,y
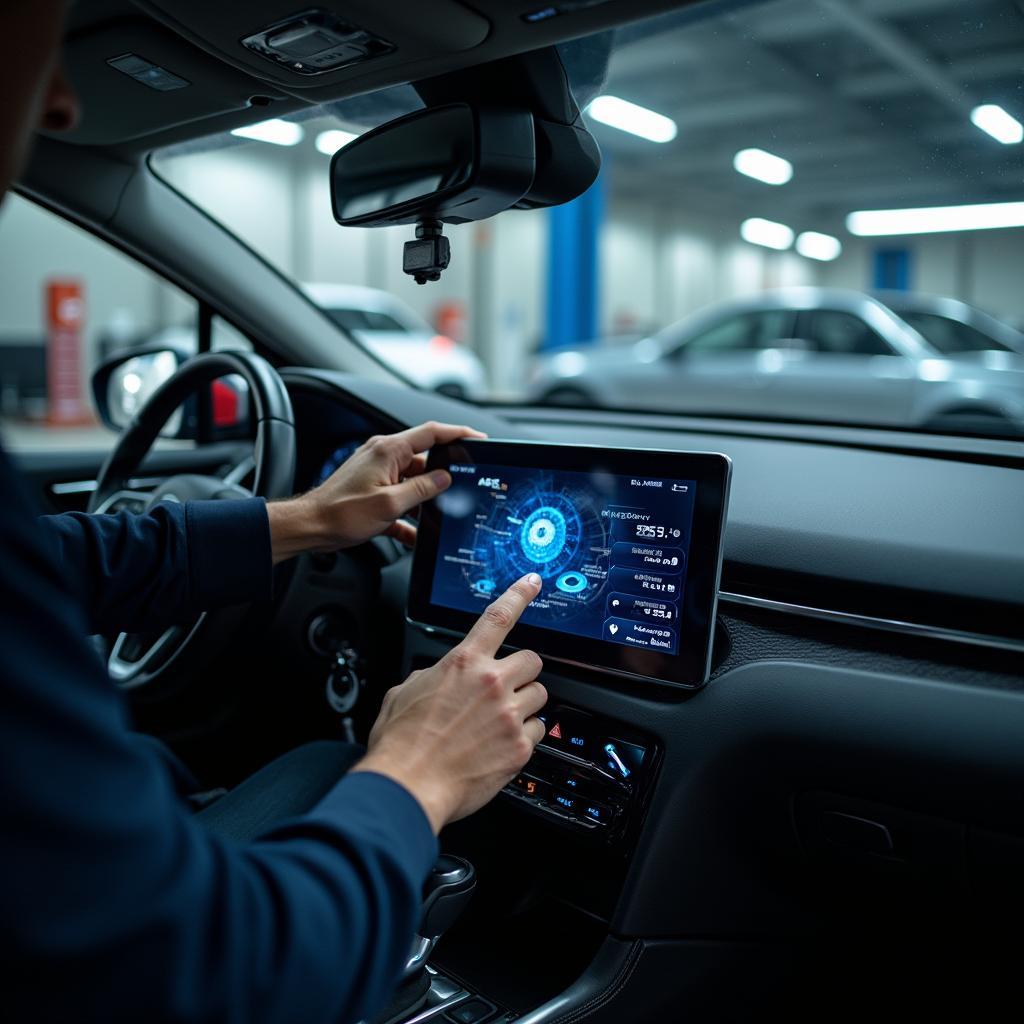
330,103 -> 535,229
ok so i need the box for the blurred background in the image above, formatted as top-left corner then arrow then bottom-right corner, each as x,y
3,0 -> 1024,446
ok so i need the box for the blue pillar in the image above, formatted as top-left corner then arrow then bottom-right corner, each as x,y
872,247 -> 912,291
543,171 -> 605,351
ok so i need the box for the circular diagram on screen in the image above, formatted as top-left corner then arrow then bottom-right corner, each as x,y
505,491 -> 583,580
462,475 -> 609,625
520,507 -> 568,565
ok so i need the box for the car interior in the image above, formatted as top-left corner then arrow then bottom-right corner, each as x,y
6,0 -> 1024,1021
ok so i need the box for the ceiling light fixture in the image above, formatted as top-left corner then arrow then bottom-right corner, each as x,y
586,95 -> 678,143
740,217 -> 794,250
796,230 -> 842,261
230,118 -> 304,147
733,147 -> 793,185
315,129 -> 359,156
970,104 -> 1023,145
847,201 -> 1024,236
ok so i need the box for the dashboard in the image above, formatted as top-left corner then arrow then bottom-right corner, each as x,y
278,367 -> 1024,1019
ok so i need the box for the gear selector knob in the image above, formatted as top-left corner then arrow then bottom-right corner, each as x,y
420,855 -> 476,940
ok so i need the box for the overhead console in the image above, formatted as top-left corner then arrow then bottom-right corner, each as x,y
134,1 -> 490,92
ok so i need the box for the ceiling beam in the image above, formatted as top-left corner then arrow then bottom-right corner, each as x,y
814,0 -> 974,117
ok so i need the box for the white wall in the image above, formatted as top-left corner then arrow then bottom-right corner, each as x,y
0,193 -> 192,397
821,229 -> 1024,325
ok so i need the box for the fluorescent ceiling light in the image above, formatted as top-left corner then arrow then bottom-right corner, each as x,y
315,129 -> 359,156
970,104 -> 1023,145
733,147 -> 793,185
740,217 -> 794,250
586,95 -> 677,143
796,230 -> 842,261
847,201 -> 1024,236
231,118 -> 303,147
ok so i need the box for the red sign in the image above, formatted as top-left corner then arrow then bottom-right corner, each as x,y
548,722 -> 562,740
46,279 -> 91,425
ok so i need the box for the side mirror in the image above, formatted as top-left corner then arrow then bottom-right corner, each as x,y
330,103 -> 535,229
93,347 -> 183,434
91,347 -> 250,438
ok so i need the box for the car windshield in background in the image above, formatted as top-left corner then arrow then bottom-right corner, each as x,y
153,0 -> 1024,439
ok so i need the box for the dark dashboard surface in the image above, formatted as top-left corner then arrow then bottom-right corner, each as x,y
285,369 -> 1024,647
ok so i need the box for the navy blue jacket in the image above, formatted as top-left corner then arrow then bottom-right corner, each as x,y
0,446 -> 437,1023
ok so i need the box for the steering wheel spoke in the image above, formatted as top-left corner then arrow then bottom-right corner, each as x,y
108,621 -> 200,688
89,352 -> 295,693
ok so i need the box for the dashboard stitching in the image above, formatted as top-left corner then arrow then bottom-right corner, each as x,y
546,939 -> 644,1024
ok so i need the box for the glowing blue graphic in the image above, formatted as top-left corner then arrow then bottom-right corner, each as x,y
454,474 -> 607,625
473,578 -> 496,595
520,507 -> 567,564
555,571 -> 588,594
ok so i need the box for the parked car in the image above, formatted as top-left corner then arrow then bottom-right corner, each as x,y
114,284 -> 486,415
528,288 -> 1024,435
874,290 -> 1024,358
302,283 -> 486,400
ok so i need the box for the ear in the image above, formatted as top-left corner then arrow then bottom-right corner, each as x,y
40,65 -> 79,133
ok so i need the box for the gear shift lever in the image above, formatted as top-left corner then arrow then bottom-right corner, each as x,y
373,856 -> 477,1024
405,855 -> 477,977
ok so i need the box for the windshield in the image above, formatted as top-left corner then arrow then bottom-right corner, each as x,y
154,0 -> 1024,438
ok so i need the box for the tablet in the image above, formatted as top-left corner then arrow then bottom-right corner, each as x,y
408,440 -> 731,690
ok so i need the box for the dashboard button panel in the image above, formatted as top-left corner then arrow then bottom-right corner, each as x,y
502,704 -> 657,842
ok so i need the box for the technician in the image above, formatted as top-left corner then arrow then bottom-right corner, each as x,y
0,3 -> 547,1021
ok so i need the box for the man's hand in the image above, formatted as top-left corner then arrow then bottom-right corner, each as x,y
267,421 -> 485,563
351,574 -> 547,834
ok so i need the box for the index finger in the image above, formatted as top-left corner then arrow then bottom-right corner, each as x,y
462,573 -> 542,656
393,421 -> 488,456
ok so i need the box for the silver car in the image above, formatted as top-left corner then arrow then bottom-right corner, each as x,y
528,288 -> 1024,436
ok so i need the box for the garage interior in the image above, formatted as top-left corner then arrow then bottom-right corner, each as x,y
1,0 -> 1022,422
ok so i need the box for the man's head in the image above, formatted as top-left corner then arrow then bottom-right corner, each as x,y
0,1 -> 80,202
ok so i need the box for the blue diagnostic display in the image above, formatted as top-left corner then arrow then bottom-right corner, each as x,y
430,461 -> 696,654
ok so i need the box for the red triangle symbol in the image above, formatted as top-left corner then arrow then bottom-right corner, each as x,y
548,722 -> 562,740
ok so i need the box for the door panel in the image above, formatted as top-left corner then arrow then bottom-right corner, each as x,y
645,310 -> 796,415
768,310 -> 917,425
14,441 -> 253,513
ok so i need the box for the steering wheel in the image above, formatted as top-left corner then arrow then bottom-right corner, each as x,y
89,352 -> 296,692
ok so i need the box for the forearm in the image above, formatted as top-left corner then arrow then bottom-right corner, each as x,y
266,495 -> 332,564
37,498 -> 274,634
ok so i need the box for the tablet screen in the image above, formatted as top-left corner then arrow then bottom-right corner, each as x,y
431,461 -> 696,655
409,440 -> 731,689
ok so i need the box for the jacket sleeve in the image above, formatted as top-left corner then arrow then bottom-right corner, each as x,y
36,497 -> 274,634
2,450 -> 438,1023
